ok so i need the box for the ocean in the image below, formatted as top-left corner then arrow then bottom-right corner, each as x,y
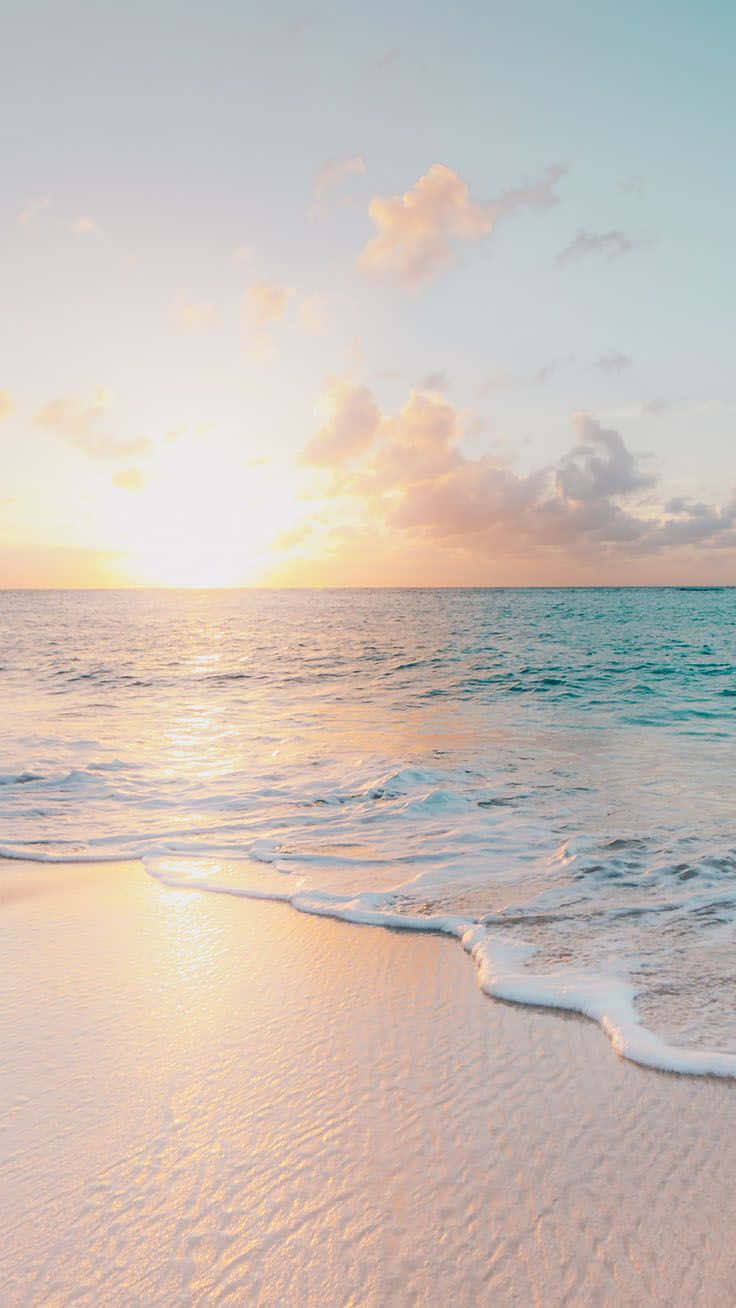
2,586 -> 735,1074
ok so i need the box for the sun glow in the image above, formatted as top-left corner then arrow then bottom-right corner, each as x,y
109,436 -> 304,586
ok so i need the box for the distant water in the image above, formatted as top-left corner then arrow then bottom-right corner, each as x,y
2,587 -> 736,1073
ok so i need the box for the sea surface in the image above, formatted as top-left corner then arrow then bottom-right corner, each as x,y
2,587 -> 736,1073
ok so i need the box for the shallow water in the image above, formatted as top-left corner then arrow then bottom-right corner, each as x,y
1,587 -> 735,1067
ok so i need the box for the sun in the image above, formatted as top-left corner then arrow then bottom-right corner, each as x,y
110,435 -> 303,586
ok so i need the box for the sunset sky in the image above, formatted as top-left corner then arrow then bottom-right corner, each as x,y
2,0 -> 735,586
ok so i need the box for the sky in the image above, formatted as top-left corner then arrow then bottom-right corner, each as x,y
2,0 -> 735,586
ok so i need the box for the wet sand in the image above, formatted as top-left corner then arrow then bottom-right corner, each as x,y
1,858 -> 735,1306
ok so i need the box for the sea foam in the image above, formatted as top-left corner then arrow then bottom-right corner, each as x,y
143,855 -> 736,1079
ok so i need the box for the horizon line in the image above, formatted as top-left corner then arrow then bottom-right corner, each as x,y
1,584 -> 733,594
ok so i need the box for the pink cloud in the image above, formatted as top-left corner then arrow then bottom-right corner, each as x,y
246,284 -> 288,327
70,216 -> 100,235
17,195 -> 50,227
35,390 -> 152,458
244,284 -> 290,357
298,380 -> 736,568
171,301 -> 216,330
360,163 -> 566,285
310,153 -> 366,216
301,379 -> 381,466
299,293 -> 327,334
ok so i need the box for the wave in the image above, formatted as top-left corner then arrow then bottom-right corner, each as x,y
4,588 -> 736,1082
3,819 -> 736,1078
135,855 -> 734,1080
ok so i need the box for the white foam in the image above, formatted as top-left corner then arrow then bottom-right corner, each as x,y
4,849 -> 735,1076
461,925 -> 736,1079
0,846 -> 128,864
143,858 -> 736,1080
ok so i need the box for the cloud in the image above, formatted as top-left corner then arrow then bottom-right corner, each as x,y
17,201 -> 102,235
375,390 -> 462,487
246,284 -> 288,327
34,390 -> 152,458
273,522 -> 313,551
596,351 -> 632,373
17,196 -> 50,227
480,355 -> 572,394
360,163 -> 566,285
233,245 -> 254,263
657,498 -> 736,547
555,414 -> 654,502
310,154 -> 366,215
70,216 -> 100,235
557,228 -> 636,265
301,379 -> 381,466
0,391 -> 14,420
284,12 -> 320,38
298,380 -> 736,567
643,398 -> 668,417
375,48 -> 401,69
419,370 -> 448,392
244,284 -> 290,356
299,293 -> 327,334
113,466 -> 146,492
171,301 -> 216,330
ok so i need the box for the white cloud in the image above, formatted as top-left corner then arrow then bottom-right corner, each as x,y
0,391 -> 14,420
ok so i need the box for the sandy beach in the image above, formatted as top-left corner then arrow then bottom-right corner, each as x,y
1,857 -> 735,1307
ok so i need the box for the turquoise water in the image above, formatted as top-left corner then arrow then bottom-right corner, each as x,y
1,588 -> 735,1065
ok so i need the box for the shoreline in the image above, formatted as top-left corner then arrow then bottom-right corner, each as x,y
5,852 -> 735,1080
2,858 -> 735,1305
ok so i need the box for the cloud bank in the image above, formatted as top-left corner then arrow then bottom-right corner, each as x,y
293,381 -> 736,576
